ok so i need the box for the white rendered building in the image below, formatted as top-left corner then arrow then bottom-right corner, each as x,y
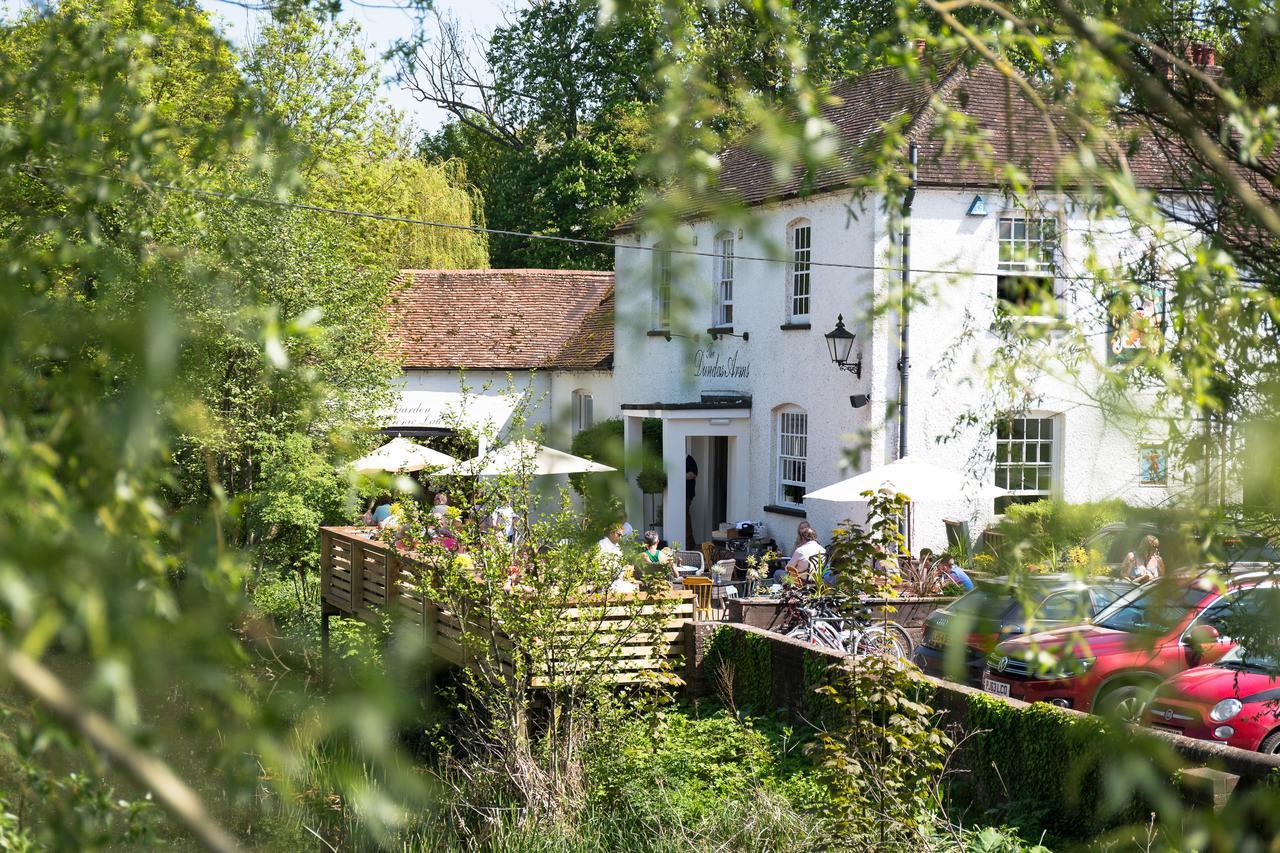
612,59 -> 1192,551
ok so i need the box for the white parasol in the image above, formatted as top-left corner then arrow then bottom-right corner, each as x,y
441,439 -> 615,477
804,456 -> 1006,503
349,437 -> 456,476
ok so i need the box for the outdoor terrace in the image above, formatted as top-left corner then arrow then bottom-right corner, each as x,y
318,526 -> 696,685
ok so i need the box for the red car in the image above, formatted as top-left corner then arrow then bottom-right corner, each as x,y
982,569 -> 1277,721
1145,645 -> 1280,754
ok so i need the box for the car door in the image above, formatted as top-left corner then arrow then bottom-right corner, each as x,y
1180,588 -> 1265,668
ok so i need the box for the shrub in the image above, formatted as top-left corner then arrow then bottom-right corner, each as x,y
991,499 -> 1127,572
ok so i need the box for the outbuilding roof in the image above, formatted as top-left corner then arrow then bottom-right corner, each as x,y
386,269 -> 614,371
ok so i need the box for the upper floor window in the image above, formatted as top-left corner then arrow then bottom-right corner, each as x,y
777,407 -> 808,507
994,415 -> 1058,512
789,221 -> 811,322
714,231 -> 734,327
571,389 -> 593,435
652,244 -> 672,330
997,213 -> 1057,311
1109,250 -> 1167,362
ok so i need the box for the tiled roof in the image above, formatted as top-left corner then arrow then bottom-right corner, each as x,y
386,269 -> 614,370
620,56 -> 1187,227
549,286 -> 614,370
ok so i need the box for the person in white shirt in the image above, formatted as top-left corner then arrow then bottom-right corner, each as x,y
430,492 -> 449,516
596,525 -> 624,558
777,527 -> 825,584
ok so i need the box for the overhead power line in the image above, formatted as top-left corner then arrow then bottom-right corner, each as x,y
37,167 -> 1276,288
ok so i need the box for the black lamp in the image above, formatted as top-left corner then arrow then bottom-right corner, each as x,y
824,314 -> 862,378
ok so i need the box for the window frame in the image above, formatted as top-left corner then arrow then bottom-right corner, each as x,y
571,389 -> 593,436
994,414 -> 1060,512
652,243 -> 672,330
996,211 -> 1059,312
713,231 -> 734,327
788,221 -> 812,322
777,407 -> 809,508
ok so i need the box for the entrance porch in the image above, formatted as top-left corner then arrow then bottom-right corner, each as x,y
621,397 -> 752,549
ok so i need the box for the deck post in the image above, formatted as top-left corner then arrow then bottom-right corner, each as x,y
320,606 -> 333,680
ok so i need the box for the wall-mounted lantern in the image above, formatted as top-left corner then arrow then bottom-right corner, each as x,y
824,314 -> 862,378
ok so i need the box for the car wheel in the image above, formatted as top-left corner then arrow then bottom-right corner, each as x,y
1260,730 -> 1280,755
1095,683 -> 1152,723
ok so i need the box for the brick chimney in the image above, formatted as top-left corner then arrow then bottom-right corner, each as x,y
1154,40 -> 1222,81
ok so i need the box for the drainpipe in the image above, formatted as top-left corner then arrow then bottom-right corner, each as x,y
898,143 -> 917,460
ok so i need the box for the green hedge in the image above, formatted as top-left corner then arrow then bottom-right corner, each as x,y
954,691 -> 1151,840
703,626 -> 774,711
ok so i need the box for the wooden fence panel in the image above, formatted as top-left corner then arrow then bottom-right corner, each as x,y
318,527 -> 693,687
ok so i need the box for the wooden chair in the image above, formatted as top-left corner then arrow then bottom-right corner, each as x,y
682,576 -> 713,621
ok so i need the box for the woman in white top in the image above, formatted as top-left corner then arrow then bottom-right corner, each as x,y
1123,535 -> 1164,583
776,528 -> 825,584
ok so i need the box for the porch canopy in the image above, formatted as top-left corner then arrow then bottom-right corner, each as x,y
383,389 -> 522,442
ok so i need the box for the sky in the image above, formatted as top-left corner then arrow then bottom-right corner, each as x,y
201,0 -> 516,133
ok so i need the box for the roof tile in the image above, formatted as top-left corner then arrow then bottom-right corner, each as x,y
386,269 -> 614,370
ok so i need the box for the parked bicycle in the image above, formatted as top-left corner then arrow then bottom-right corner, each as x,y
777,587 -> 913,661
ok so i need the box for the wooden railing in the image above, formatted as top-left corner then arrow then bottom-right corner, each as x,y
319,527 -> 695,685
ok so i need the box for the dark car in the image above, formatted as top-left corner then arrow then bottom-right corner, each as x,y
913,574 -> 1131,685
1083,522 -> 1279,576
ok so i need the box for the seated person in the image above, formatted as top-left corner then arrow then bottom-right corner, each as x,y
936,555 -> 974,591
596,525 -> 624,559
776,528 -> 825,584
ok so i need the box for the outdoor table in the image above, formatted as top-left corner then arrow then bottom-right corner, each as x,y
708,577 -> 750,617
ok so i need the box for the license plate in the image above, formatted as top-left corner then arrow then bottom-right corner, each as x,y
983,675 -> 1010,697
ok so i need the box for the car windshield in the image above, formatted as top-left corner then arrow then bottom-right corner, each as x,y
1216,644 -> 1280,675
1093,584 -> 1212,633
948,585 -> 1020,620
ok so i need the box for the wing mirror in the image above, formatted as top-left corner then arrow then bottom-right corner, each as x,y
1186,624 -> 1221,647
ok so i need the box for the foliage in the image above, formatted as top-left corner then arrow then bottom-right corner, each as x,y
702,626 -> 774,712
808,656 -> 952,848
247,432 -> 354,576
377,405 -> 686,822
0,707 -> 158,849
991,500 -> 1128,572
827,489 -> 910,603
243,12 -> 488,270
0,0 -> 443,845
408,0 -> 899,269
958,692 -> 1139,841
585,703 -> 822,835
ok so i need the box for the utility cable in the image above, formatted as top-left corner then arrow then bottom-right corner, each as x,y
42,166 -> 1277,288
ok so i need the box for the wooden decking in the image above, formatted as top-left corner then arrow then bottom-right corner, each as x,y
318,527 -> 696,685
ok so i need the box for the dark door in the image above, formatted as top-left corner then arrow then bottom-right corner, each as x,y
710,436 -> 728,531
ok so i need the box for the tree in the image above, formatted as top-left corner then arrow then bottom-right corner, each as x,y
404,0 -> 900,269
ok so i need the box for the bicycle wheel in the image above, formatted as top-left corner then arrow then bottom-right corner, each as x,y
853,624 -> 912,661
787,623 -> 844,652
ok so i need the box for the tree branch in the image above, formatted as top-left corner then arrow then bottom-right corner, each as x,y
1050,0 -> 1280,241
1,644 -> 243,853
